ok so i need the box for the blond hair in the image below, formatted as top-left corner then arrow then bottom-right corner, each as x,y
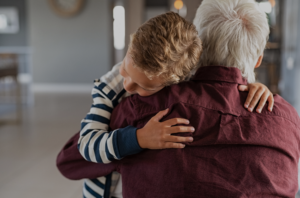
193,0 -> 270,83
129,12 -> 202,86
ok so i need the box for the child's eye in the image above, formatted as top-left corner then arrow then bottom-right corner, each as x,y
141,87 -> 155,92
122,66 -> 129,76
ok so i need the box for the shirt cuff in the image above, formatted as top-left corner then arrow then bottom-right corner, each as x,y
115,126 -> 144,158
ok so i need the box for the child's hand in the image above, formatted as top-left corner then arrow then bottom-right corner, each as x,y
136,109 -> 194,149
238,83 -> 274,113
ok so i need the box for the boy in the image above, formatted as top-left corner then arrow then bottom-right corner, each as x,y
77,12 -> 273,198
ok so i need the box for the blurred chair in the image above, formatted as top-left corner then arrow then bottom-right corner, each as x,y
0,53 -> 22,123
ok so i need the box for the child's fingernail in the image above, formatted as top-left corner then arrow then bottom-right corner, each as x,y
245,104 -> 249,108
189,137 -> 194,142
191,127 -> 195,132
186,120 -> 190,124
248,107 -> 253,112
257,109 -> 261,113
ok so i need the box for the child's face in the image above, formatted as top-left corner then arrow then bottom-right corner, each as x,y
120,51 -> 165,97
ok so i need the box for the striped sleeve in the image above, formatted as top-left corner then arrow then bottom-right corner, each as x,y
78,62 -> 143,164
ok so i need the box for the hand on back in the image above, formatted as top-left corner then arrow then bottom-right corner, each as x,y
136,109 -> 194,149
239,83 -> 274,113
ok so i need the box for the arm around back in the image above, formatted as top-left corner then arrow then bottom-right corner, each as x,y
78,62 -> 143,164
56,132 -> 118,180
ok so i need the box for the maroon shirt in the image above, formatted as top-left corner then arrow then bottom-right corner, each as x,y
57,66 -> 300,198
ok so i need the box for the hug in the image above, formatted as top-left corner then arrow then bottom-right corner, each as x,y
57,0 -> 300,197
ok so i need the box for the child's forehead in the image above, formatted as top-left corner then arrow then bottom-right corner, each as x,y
124,54 -> 165,89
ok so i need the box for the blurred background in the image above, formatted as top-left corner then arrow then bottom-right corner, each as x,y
0,0 -> 299,197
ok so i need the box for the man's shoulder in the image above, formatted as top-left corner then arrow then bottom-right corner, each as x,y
126,80 -> 204,115
110,93 -> 138,129
271,94 -> 300,127
129,85 -> 180,114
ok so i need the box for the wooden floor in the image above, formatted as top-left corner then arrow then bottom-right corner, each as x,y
0,93 -> 92,198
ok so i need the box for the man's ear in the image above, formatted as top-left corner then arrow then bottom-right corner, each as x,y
255,54 -> 264,69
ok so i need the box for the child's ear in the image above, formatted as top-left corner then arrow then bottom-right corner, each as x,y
255,55 -> 264,69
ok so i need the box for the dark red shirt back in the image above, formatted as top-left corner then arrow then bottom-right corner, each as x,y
110,66 -> 300,198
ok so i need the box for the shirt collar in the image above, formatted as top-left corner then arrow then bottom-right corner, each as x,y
191,66 -> 248,85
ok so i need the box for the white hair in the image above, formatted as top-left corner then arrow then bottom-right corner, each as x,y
193,0 -> 270,83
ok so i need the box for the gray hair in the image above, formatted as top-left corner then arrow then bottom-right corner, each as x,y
193,0 -> 270,83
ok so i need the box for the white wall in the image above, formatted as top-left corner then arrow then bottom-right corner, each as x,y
0,0 -> 28,47
124,0 -> 144,52
27,0 -> 112,85
184,0 -> 203,22
281,0 -> 300,115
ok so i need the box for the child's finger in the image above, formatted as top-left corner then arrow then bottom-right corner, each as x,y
248,88 -> 265,112
256,92 -> 269,113
163,118 -> 190,126
152,109 -> 169,122
244,87 -> 258,109
163,142 -> 185,149
238,85 -> 249,92
268,94 -> 274,112
165,135 -> 193,143
166,126 -> 195,134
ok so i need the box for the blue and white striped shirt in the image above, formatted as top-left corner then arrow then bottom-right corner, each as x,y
78,62 -> 143,198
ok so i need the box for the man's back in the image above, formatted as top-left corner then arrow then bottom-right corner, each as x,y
110,66 -> 300,198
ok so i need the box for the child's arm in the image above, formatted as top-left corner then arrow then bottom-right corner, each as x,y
78,62 -> 142,164
58,132 -> 117,180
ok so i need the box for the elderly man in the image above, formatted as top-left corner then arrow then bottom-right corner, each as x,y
57,0 -> 300,197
